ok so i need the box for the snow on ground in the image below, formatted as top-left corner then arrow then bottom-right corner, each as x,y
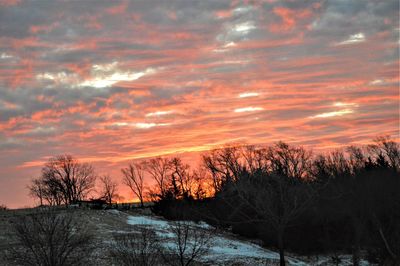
127,215 -> 169,228
205,235 -> 306,265
105,211 -> 371,266
309,255 -> 372,266
127,215 -> 211,229
126,214 -> 307,266
107,209 -> 122,215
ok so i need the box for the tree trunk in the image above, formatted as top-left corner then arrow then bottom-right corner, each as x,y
378,227 -> 397,261
352,218 -> 361,266
140,198 -> 144,208
278,228 -> 286,266
352,245 -> 360,266
279,247 -> 285,266
373,214 -> 397,261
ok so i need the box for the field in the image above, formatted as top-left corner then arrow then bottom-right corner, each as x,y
0,208 -> 371,266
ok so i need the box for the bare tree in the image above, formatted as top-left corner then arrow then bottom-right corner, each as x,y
29,155 -> 97,205
204,142 -> 311,193
368,135 -> 400,171
346,145 -> 366,173
28,177 -> 64,206
266,141 -> 312,180
312,150 -> 352,180
122,162 -> 146,207
222,172 -> 314,266
170,158 -> 193,199
206,142 -> 314,264
190,166 -> 210,200
163,221 -> 212,266
28,178 -> 44,206
241,145 -> 269,174
144,157 -> 172,200
99,175 -> 118,205
6,209 -> 94,266
202,145 -> 243,194
109,227 -> 161,266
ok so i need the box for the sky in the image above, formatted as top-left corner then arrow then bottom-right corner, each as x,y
0,0 -> 399,208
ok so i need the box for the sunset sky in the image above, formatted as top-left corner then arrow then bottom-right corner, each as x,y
0,0 -> 399,208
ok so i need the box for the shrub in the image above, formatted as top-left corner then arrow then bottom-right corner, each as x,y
6,209 -> 94,266
109,227 -> 161,266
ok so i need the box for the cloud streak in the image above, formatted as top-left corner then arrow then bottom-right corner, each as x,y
0,0 -> 398,208
336,33 -> 366,46
234,107 -> 264,113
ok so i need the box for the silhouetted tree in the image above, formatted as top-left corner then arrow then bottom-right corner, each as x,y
170,158 -> 193,200
223,171 -> 314,266
122,162 -> 146,207
29,155 -> 96,205
99,175 -> 118,205
312,150 -> 352,181
190,166 -> 209,200
353,168 -> 400,265
313,141 -> 399,265
368,136 -> 400,171
145,157 -> 172,200
202,145 -> 243,194
128,138 -> 400,265
241,145 -> 268,174
28,178 -> 44,206
266,141 -> 312,180
208,142 -> 314,266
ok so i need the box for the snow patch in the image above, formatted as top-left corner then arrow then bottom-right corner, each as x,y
125,215 -> 308,265
127,215 -> 169,228
107,209 -> 122,215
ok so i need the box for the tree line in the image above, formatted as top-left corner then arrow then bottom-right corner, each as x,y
28,136 -> 400,265
28,154 -> 208,208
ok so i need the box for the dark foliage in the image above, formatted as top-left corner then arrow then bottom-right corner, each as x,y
152,138 -> 400,266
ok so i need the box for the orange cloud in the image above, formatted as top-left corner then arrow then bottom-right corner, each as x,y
0,0 -> 20,6
270,7 -> 312,32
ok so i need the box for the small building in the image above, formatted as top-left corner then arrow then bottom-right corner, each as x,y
73,199 -> 107,209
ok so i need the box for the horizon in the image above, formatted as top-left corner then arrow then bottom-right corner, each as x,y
0,0 -> 399,208
1,138 -> 397,209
